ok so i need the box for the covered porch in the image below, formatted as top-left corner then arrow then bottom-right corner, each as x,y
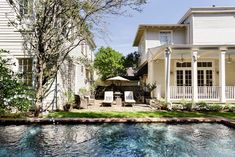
147,44 -> 235,103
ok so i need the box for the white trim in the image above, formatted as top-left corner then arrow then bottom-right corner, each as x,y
159,30 -> 174,45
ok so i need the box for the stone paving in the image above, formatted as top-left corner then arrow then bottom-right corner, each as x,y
73,100 -> 155,112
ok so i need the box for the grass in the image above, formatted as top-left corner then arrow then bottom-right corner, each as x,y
0,112 -> 29,119
47,111 -> 235,120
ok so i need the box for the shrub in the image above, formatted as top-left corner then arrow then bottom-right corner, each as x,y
172,104 -> 184,111
207,104 -> 223,112
0,49 -> 34,113
179,99 -> 193,111
159,98 -> 168,110
224,104 -> 235,112
194,101 -> 208,111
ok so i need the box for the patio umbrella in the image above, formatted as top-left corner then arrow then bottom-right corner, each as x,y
106,76 -> 130,82
106,76 -> 130,89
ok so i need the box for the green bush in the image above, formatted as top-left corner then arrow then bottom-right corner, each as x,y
194,101 -> 208,111
207,104 -> 223,112
179,99 -> 193,111
172,104 -> 184,111
0,49 -> 34,113
159,98 -> 168,110
224,104 -> 235,112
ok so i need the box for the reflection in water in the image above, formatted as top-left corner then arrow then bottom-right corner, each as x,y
0,123 -> 235,157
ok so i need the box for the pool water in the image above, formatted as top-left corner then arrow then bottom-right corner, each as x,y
0,123 -> 234,157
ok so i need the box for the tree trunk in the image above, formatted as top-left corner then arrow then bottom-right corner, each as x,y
34,59 -> 44,117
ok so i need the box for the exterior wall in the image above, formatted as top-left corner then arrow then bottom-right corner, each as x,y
149,58 -> 235,98
139,28 -> 186,65
226,61 -> 235,86
138,32 -> 147,65
183,15 -> 193,44
0,0 -> 24,56
0,0 -> 96,109
145,28 -> 186,49
150,60 -> 164,97
192,13 -> 235,45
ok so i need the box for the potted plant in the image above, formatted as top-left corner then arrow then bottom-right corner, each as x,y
64,90 -> 75,111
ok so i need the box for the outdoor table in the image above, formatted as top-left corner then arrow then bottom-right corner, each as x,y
114,92 -> 122,106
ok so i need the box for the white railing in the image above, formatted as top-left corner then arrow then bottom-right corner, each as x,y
198,86 -> 220,100
170,86 -> 192,99
226,86 -> 235,100
170,86 -> 220,100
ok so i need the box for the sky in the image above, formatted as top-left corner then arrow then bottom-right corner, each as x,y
95,0 -> 235,56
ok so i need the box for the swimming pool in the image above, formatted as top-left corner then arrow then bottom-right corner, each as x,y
0,123 -> 234,157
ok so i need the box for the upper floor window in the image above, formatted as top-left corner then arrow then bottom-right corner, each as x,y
160,31 -> 172,45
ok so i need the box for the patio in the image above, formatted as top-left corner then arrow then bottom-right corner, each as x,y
72,100 -> 153,112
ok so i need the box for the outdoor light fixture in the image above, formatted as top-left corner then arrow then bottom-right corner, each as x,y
178,54 -> 184,63
227,54 -> 232,64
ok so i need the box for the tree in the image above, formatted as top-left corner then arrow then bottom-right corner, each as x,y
7,0 -> 146,116
94,47 -> 125,80
124,51 -> 140,69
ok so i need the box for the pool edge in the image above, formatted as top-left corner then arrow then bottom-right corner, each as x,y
0,117 -> 235,128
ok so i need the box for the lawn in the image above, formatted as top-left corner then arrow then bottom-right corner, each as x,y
47,111 -> 235,120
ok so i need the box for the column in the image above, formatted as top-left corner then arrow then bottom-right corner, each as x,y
192,49 -> 198,103
219,48 -> 226,103
148,60 -> 155,98
165,47 -> 171,103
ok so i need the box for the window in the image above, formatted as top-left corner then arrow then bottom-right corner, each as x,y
160,31 -> 172,45
176,61 -> 214,87
20,0 -> 29,15
81,65 -> 84,74
176,62 -> 191,68
197,62 -> 212,67
18,58 -> 32,86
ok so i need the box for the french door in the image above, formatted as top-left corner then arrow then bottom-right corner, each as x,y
176,69 -> 213,87
198,70 -> 213,86
176,70 -> 192,86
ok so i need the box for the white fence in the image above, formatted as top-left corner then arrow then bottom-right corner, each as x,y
226,86 -> 235,100
198,86 -> 220,100
170,86 -> 192,99
170,86 -> 226,100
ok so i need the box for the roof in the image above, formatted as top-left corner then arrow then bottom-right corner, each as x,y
178,6 -> 235,24
133,7 -> 235,47
133,24 -> 187,46
86,36 -> 96,49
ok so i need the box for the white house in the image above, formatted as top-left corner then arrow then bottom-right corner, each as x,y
0,0 -> 96,109
133,6 -> 235,103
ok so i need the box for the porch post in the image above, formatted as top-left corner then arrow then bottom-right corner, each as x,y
192,49 -> 198,102
165,47 -> 171,103
219,48 -> 226,103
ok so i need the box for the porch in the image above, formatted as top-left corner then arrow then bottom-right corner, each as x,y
148,44 -> 235,103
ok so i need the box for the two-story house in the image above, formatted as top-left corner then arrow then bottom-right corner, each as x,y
0,0 -> 96,110
133,7 -> 235,103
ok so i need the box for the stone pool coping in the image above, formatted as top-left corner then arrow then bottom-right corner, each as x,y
0,117 -> 235,128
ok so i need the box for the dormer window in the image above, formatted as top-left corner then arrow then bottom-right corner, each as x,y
160,31 -> 172,45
